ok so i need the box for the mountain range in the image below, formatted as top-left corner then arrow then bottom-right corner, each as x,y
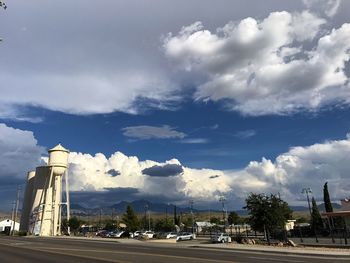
70,199 -> 342,216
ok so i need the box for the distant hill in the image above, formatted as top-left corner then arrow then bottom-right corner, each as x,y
289,202 -> 341,212
317,202 -> 341,212
69,200 -> 341,217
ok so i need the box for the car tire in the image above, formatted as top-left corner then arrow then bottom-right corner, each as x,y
221,239 -> 225,243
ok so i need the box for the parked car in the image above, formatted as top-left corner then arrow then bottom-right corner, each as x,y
176,232 -> 196,241
108,231 -> 125,238
130,231 -> 142,238
96,230 -> 108,237
165,232 -> 178,239
211,233 -> 231,243
142,231 -> 155,238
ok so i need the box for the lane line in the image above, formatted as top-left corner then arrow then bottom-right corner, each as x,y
247,256 -> 305,263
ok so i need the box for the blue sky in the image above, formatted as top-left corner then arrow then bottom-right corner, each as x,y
1,0 -> 350,211
6,102 -> 350,171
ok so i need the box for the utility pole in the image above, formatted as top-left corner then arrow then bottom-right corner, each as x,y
189,200 -> 194,233
165,203 -> 168,224
99,208 -> 102,229
148,205 -> 151,231
10,200 -> 15,236
12,186 -> 21,236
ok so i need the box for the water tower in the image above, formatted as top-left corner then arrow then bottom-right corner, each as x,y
19,171 -> 36,232
29,144 -> 71,236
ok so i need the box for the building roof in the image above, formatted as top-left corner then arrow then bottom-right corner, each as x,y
321,211 -> 350,217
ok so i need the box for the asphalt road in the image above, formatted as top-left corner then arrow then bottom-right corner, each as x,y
0,236 -> 348,263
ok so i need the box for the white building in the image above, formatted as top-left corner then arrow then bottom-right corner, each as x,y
0,219 -> 20,233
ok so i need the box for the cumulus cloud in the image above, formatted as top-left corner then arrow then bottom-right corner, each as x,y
0,123 -> 44,210
67,133 -> 350,207
68,151 -> 231,202
163,11 -> 350,116
228,135 -> 350,204
0,123 -> 44,179
122,125 -> 186,140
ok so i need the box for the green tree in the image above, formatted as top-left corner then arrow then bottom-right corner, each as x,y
0,1 -> 6,9
69,216 -> 81,235
154,218 -> 174,232
174,206 -> 180,226
311,197 -> 323,230
210,217 -> 220,224
323,182 -> 333,213
244,193 -> 292,242
228,211 -> 242,225
122,205 -> 139,232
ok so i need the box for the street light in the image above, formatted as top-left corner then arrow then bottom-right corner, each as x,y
301,188 -> 312,217
301,187 -> 318,243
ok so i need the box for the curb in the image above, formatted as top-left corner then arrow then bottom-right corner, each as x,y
189,245 -> 350,258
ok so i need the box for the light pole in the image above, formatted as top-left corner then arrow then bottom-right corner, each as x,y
144,204 -> 149,230
301,187 -> 318,243
301,188 -> 312,217
189,200 -> 194,233
219,196 -> 226,225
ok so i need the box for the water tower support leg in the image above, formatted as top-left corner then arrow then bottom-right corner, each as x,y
65,170 -> 71,235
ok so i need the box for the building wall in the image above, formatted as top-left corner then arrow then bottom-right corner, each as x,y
0,219 -> 20,232
341,199 -> 350,211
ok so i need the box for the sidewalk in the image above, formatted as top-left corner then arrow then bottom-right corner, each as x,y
190,242 -> 350,258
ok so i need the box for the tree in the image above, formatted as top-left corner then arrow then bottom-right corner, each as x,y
173,205 -> 180,226
311,197 -> 323,230
122,205 -> 139,232
154,218 -> 174,232
210,217 -> 220,224
0,1 -> 6,10
323,182 -> 333,213
244,193 -> 292,242
69,216 -> 81,235
228,211 -> 242,225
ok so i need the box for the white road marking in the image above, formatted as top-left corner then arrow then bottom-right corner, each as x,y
248,256 -> 305,262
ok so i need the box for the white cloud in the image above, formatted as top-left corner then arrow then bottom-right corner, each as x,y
163,11 -> 350,116
233,130 -> 256,139
228,135 -> 350,204
0,72 -> 180,116
180,138 -> 209,144
68,151 -> 229,202
303,0 -> 342,17
122,125 -> 186,140
0,123 -> 44,179
67,133 -> 350,205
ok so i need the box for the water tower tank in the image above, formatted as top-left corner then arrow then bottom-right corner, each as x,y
48,144 -> 69,175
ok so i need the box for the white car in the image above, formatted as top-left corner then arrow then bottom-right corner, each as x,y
176,232 -> 196,241
165,232 -> 178,239
108,231 -> 124,238
130,231 -> 142,238
211,233 -> 231,243
142,231 -> 155,238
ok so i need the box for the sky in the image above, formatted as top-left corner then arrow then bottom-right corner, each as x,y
0,0 -> 350,212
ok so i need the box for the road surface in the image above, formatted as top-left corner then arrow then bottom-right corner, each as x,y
0,236 -> 348,263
